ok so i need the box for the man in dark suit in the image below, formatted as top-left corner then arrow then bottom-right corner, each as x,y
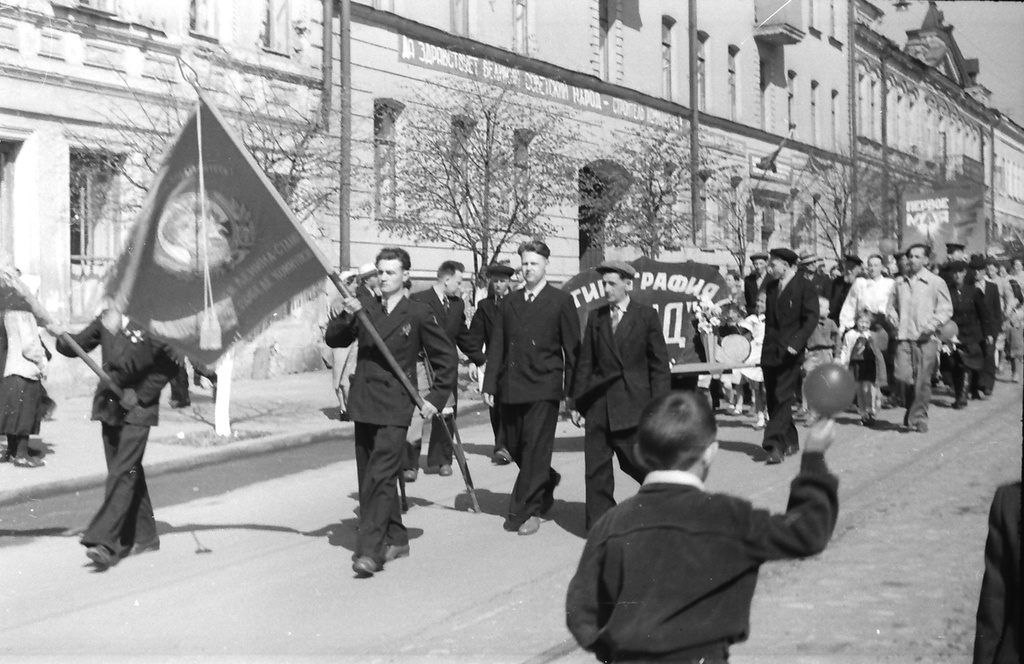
973,255 -> 1003,398
761,247 -> 819,464
570,260 -> 670,530
468,263 -> 515,465
51,304 -> 179,569
402,260 -> 485,480
799,254 -> 832,299
828,255 -> 862,324
483,240 -> 580,536
326,247 -> 456,577
744,252 -> 770,314
973,481 -> 1021,664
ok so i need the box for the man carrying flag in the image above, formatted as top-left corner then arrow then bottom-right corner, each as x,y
326,247 -> 456,578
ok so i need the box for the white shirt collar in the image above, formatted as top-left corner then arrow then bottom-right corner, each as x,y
643,469 -> 705,490
382,290 -> 405,314
612,296 -> 630,313
432,284 -> 448,306
524,279 -> 547,299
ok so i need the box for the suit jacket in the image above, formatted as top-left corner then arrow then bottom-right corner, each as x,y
762,274 -> 819,367
979,280 -> 1003,338
483,284 -> 581,404
571,301 -> 670,432
55,317 -> 178,427
801,271 -> 833,300
325,295 -> 456,427
468,295 -> 501,354
828,276 -> 853,324
743,272 -> 770,314
973,482 -> 1021,664
410,288 -> 485,365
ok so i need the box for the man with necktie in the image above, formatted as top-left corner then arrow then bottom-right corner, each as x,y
570,260 -> 670,530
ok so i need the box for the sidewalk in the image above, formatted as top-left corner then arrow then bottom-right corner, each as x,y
0,369 -> 486,507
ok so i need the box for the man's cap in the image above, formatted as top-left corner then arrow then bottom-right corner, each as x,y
945,242 -> 966,252
485,263 -> 515,278
339,268 -> 357,281
799,253 -> 821,265
969,255 -> 987,270
948,259 -> 969,272
595,260 -> 638,279
986,255 -> 1002,266
358,262 -> 378,278
843,254 -> 863,267
750,252 -> 769,262
769,248 -> 799,265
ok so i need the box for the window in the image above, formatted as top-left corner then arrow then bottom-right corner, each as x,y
263,0 -> 289,53
759,58 -> 769,130
697,31 -> 708,112
869,79 -> 877,139
452,0 -> 468,36
829,0 -> 837,37
893,93 -> 902,149
808,0 -> 816,28
451,115 -> 476,195
372,0 -> 395,9
78,0 -> 117,12
728,45 -> 739,121
513,0 -> 529,54
69,150 -> 126,318
661,17 -> 675,100
830,89 -> 839,149
787,70 -> 796,132
810,80 -> 819,144
513,128 -> 535,205
189,0 -> 217,36
599,0 -> 611,81
374,99 -> 404,219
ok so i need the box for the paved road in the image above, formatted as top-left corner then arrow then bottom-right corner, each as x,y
0,386 -> 1020,663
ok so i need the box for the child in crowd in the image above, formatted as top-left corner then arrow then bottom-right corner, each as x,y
799,296 -> 839,422
839,310 -> 885,425
737,292 -> 767,429
566,391 -> 840,664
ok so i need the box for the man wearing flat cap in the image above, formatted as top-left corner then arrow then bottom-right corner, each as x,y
939,243 -> 968,289
761,248 -> 819,464
744,252 -> 771,314
799,254 -> 832,299
828,254 -> 863,325
468,263 -> 516,464
570,260 -> 670,529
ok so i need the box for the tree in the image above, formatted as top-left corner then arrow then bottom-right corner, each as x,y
374,79 -> 580,281
704,165 -> 777,272
584,122 -> 721,259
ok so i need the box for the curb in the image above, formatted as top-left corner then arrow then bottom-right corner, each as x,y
0,400 -> 491,508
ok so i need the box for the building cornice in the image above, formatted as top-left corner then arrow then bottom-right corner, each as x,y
351,4 -> 843,166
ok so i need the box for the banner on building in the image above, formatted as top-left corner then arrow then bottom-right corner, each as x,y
902,185 -> 986,255
562,257 -> 726,366
105,95 -> 329,366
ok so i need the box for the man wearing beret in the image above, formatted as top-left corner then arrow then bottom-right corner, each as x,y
483,240 -> 580,536
468,263 -> 515,464
886,243 -> 952,433
570,260 -> 670,529
761,248 -> 819,464
744,252 -> 771,314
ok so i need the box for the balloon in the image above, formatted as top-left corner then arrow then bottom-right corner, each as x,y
938,319 -> 959,343
879,238 -> 898,256
804,363 -> 856,417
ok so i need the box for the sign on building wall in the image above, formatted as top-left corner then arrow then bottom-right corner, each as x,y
902,186 -> 987,254
397,34 -> 684,131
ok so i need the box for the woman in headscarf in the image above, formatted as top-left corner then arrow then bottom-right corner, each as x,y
0,294 -> 49,467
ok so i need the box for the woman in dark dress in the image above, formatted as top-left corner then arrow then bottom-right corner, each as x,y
0,310 -> 48,467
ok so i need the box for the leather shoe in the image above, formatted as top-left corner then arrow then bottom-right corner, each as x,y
517,516 -> 540,536
766,448 -> 784,465
352,556 -> 381,577
86,545 -> 119,568
493,448 -> 512,465
540,470 -> 561,515
384,544 -> 410,562
123,538 -> 160,558
438,464 -> 453,477
952,397 -> 967,409
785,443 -> 800,457
402,469 -> 418,483
914,422 -> 929,433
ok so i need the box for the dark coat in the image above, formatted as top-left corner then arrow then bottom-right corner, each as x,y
801,271 -> 833,300
762,274 -> 819,367
571,301 -> 671,432
483,284 -> 581,404
743,272 -> 770,314
973,482 -> 1021,664
828,276 -> 854,324
949,282 -> 989,370
410,287 -> 485,365
325,295 -> 457,427
978,280 -> 1003,338
468,295 -> 501,355
55,317 -> 178,427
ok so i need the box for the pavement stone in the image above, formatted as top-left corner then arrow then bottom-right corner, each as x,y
0,368 -> 487,507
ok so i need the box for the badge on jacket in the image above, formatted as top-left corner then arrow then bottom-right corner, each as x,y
402,323 -> 411,337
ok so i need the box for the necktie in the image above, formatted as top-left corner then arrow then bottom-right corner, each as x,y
611,306 -> 622,331
442,297 -> 450,315
526,293 -> 534,304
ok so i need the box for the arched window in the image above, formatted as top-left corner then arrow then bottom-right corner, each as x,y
662,16 -> 675,100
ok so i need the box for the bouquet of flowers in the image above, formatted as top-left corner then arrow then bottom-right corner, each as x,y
693,297 -> 722,336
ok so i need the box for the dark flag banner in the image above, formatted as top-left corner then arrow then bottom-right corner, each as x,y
562,257 -> 726,366
902,185 -> 986,256
106,94 -> 329,366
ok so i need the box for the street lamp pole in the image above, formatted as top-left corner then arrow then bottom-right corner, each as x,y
339,0 -> 352,270
847,0 -> 858,248
688,0 -> 701,247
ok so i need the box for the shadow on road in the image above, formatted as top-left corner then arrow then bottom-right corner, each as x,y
718,439 -> 768,462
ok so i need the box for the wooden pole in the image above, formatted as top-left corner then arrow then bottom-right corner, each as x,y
688,0 -> 701,247
339,0 -> 352,270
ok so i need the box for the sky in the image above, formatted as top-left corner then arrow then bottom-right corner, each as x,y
873,0 -> 1024,127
